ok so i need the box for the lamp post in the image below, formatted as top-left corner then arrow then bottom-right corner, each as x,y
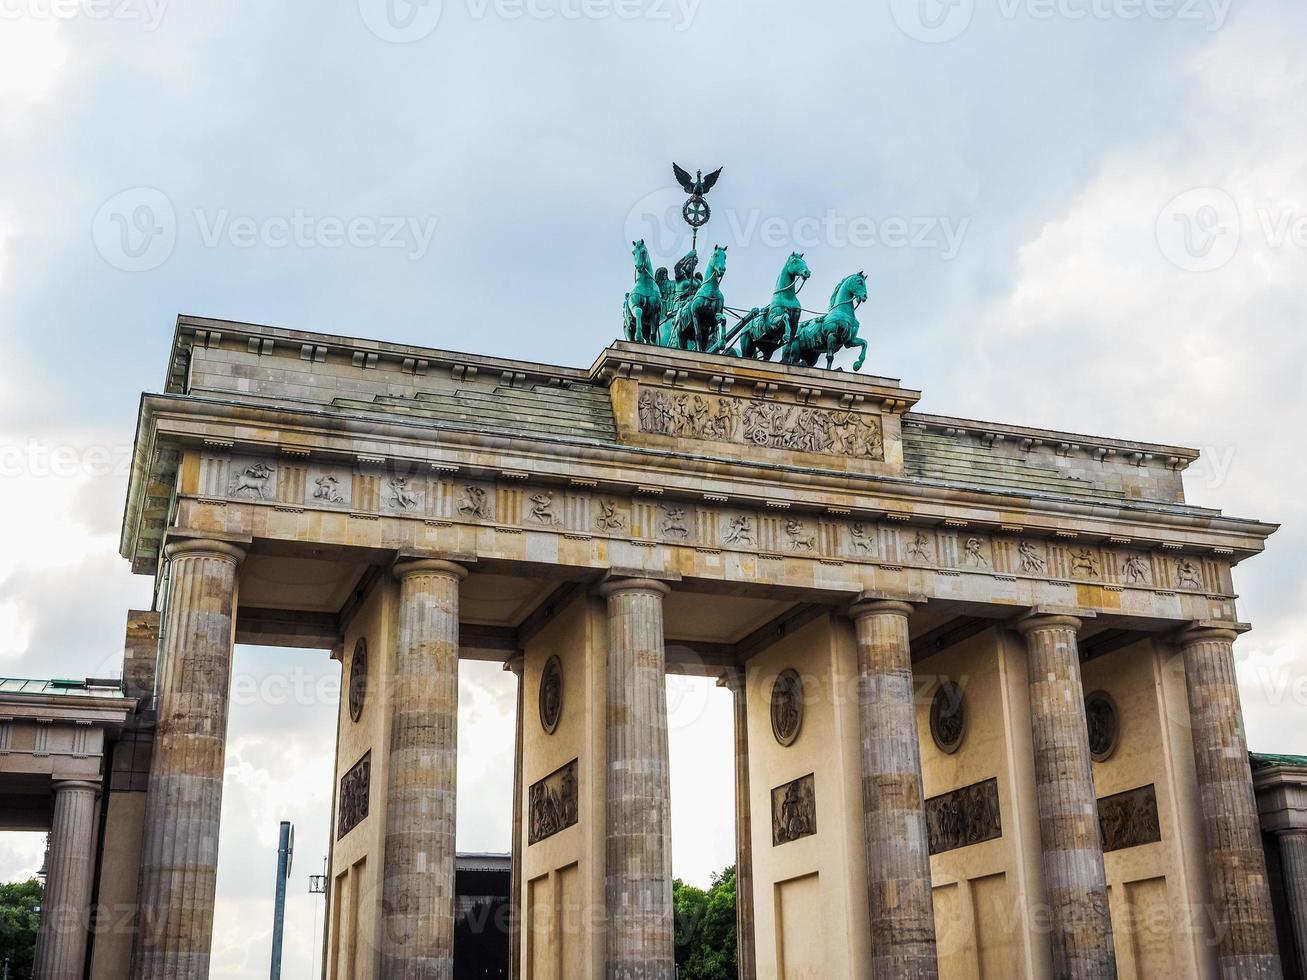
269,821 -> 294,980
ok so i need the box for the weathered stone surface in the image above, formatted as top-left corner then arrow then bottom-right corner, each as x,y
717,669 -> 756,980
35,780 -> 99,980
132,538 -> 244,980
380,559 -> 466,979
850,599 -> 939,980
1181,626 -> 1283,979
599,578 -> 674,980
1017,613 -> 1117,980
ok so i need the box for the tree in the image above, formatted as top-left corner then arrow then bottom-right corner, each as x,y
0,878 -> 43,979
672,866 -> 737,980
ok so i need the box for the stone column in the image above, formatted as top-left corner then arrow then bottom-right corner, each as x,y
132,537 -> 244,980
35,779 -> 100,980
1180,626 -> 1283,978
716,669 -> 756,980
1016,613 -> 1116,979
1277,832 -> 1307,977
850,600 -> 939,980
380,558 -> 467,980
599,578 -> 674,980
505,655 -> 525,980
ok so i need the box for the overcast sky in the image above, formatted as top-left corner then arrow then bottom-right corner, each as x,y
1,0 -> 1305,976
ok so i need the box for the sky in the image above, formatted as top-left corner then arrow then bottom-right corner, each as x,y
1,0 -> 1306,975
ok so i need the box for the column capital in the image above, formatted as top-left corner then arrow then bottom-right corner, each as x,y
597,576 -> 671,600
1014,609 -> 1085,636
51,778 -> 101,796
1176,621 -> 1251,648
503,654 -> 524,677
393,558 -> 469,582
163,537 -> 246,565
715,667 -> 745,693
848,598 -> 916,622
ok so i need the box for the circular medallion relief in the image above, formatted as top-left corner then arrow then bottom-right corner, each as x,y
930,681 -> 966,755
348,638 -> 368,723
1085,691 -> 1120,762
539,655 -> 563,736
770,669 -> 804,747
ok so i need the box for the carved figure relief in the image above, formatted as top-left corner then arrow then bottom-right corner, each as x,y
926,778 -> 1002,855
637,386 -> 884,461
337,751 -> 371,839
528,492 -> 562,526
348,638 -> 368,724
1122,554 -> 1150,585
529,759 -> 579,845
1018,540 -> 1046,573
229,461 -> 275,499
964,537 -> 989,567
907,531 -> 932,561
459,486 -> 490,519
1071,548 -> 1101,578
1098,784 -> 1161,852
930,681 -> 966,754
1176,558 -> 1204,590
1085,691 -> 1119,762
539,655 -> 563,735
849,522 -> 873,553
723,515 -> 754,546
770,669 -> 804,747
595,498 -> 625,531
771,773 -> 817,846
785,520 -> 815,552
313,474 -> 344,504
661,506 -> 690,539
389,476 -> 420,510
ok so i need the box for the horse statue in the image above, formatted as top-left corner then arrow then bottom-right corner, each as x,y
728,252 -> 811,361
623,240 -> 663,345
663,245 -> 727,351
783,272 -> 869,371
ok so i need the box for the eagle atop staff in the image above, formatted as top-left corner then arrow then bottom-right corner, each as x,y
673,163 -> 723,198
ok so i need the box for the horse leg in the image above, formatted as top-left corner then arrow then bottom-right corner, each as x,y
851,338 -> 868,372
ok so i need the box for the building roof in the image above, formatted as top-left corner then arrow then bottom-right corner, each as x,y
0,677 -> 129,699
1251,752 -> 1307,770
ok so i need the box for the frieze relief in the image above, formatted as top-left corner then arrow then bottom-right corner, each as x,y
529,759 -> 579,845
771,773 -> 817,846
200,451 -> 1228,597
926,777 -> 1002,855
1098,784 -> 1161,852
637,386 -> 885,461
337,751 -> 371,839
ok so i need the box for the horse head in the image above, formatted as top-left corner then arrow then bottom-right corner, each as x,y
704,244 -> 728,284
833,271 -> 868,309
632,240 -> 653,275
782,251 -> 812,287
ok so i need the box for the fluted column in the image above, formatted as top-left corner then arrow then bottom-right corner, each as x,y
132,537 -> 244,980
35,779 -> 100,980
717,669 -> 756,980
1180,626 -> 1283,978
1278,832 -> 1307,977
599,577 -> 674,980
506,655 -> 525,980
381,558 -> 467,980
1016,613 -> 1116,979
850,600 -> 939,980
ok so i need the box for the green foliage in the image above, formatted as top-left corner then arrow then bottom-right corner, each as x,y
672,865 -> 737,980
0,878 -> 43,979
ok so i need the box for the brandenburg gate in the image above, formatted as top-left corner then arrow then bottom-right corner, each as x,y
98,309 -> 1293,980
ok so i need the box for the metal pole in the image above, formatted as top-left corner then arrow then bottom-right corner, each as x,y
269,821 -> 293,980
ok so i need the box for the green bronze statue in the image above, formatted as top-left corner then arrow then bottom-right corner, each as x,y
662,244 -> 727,352
727,252 -> 811,361
623,240 -> 664,345
783,272 -> 870,371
